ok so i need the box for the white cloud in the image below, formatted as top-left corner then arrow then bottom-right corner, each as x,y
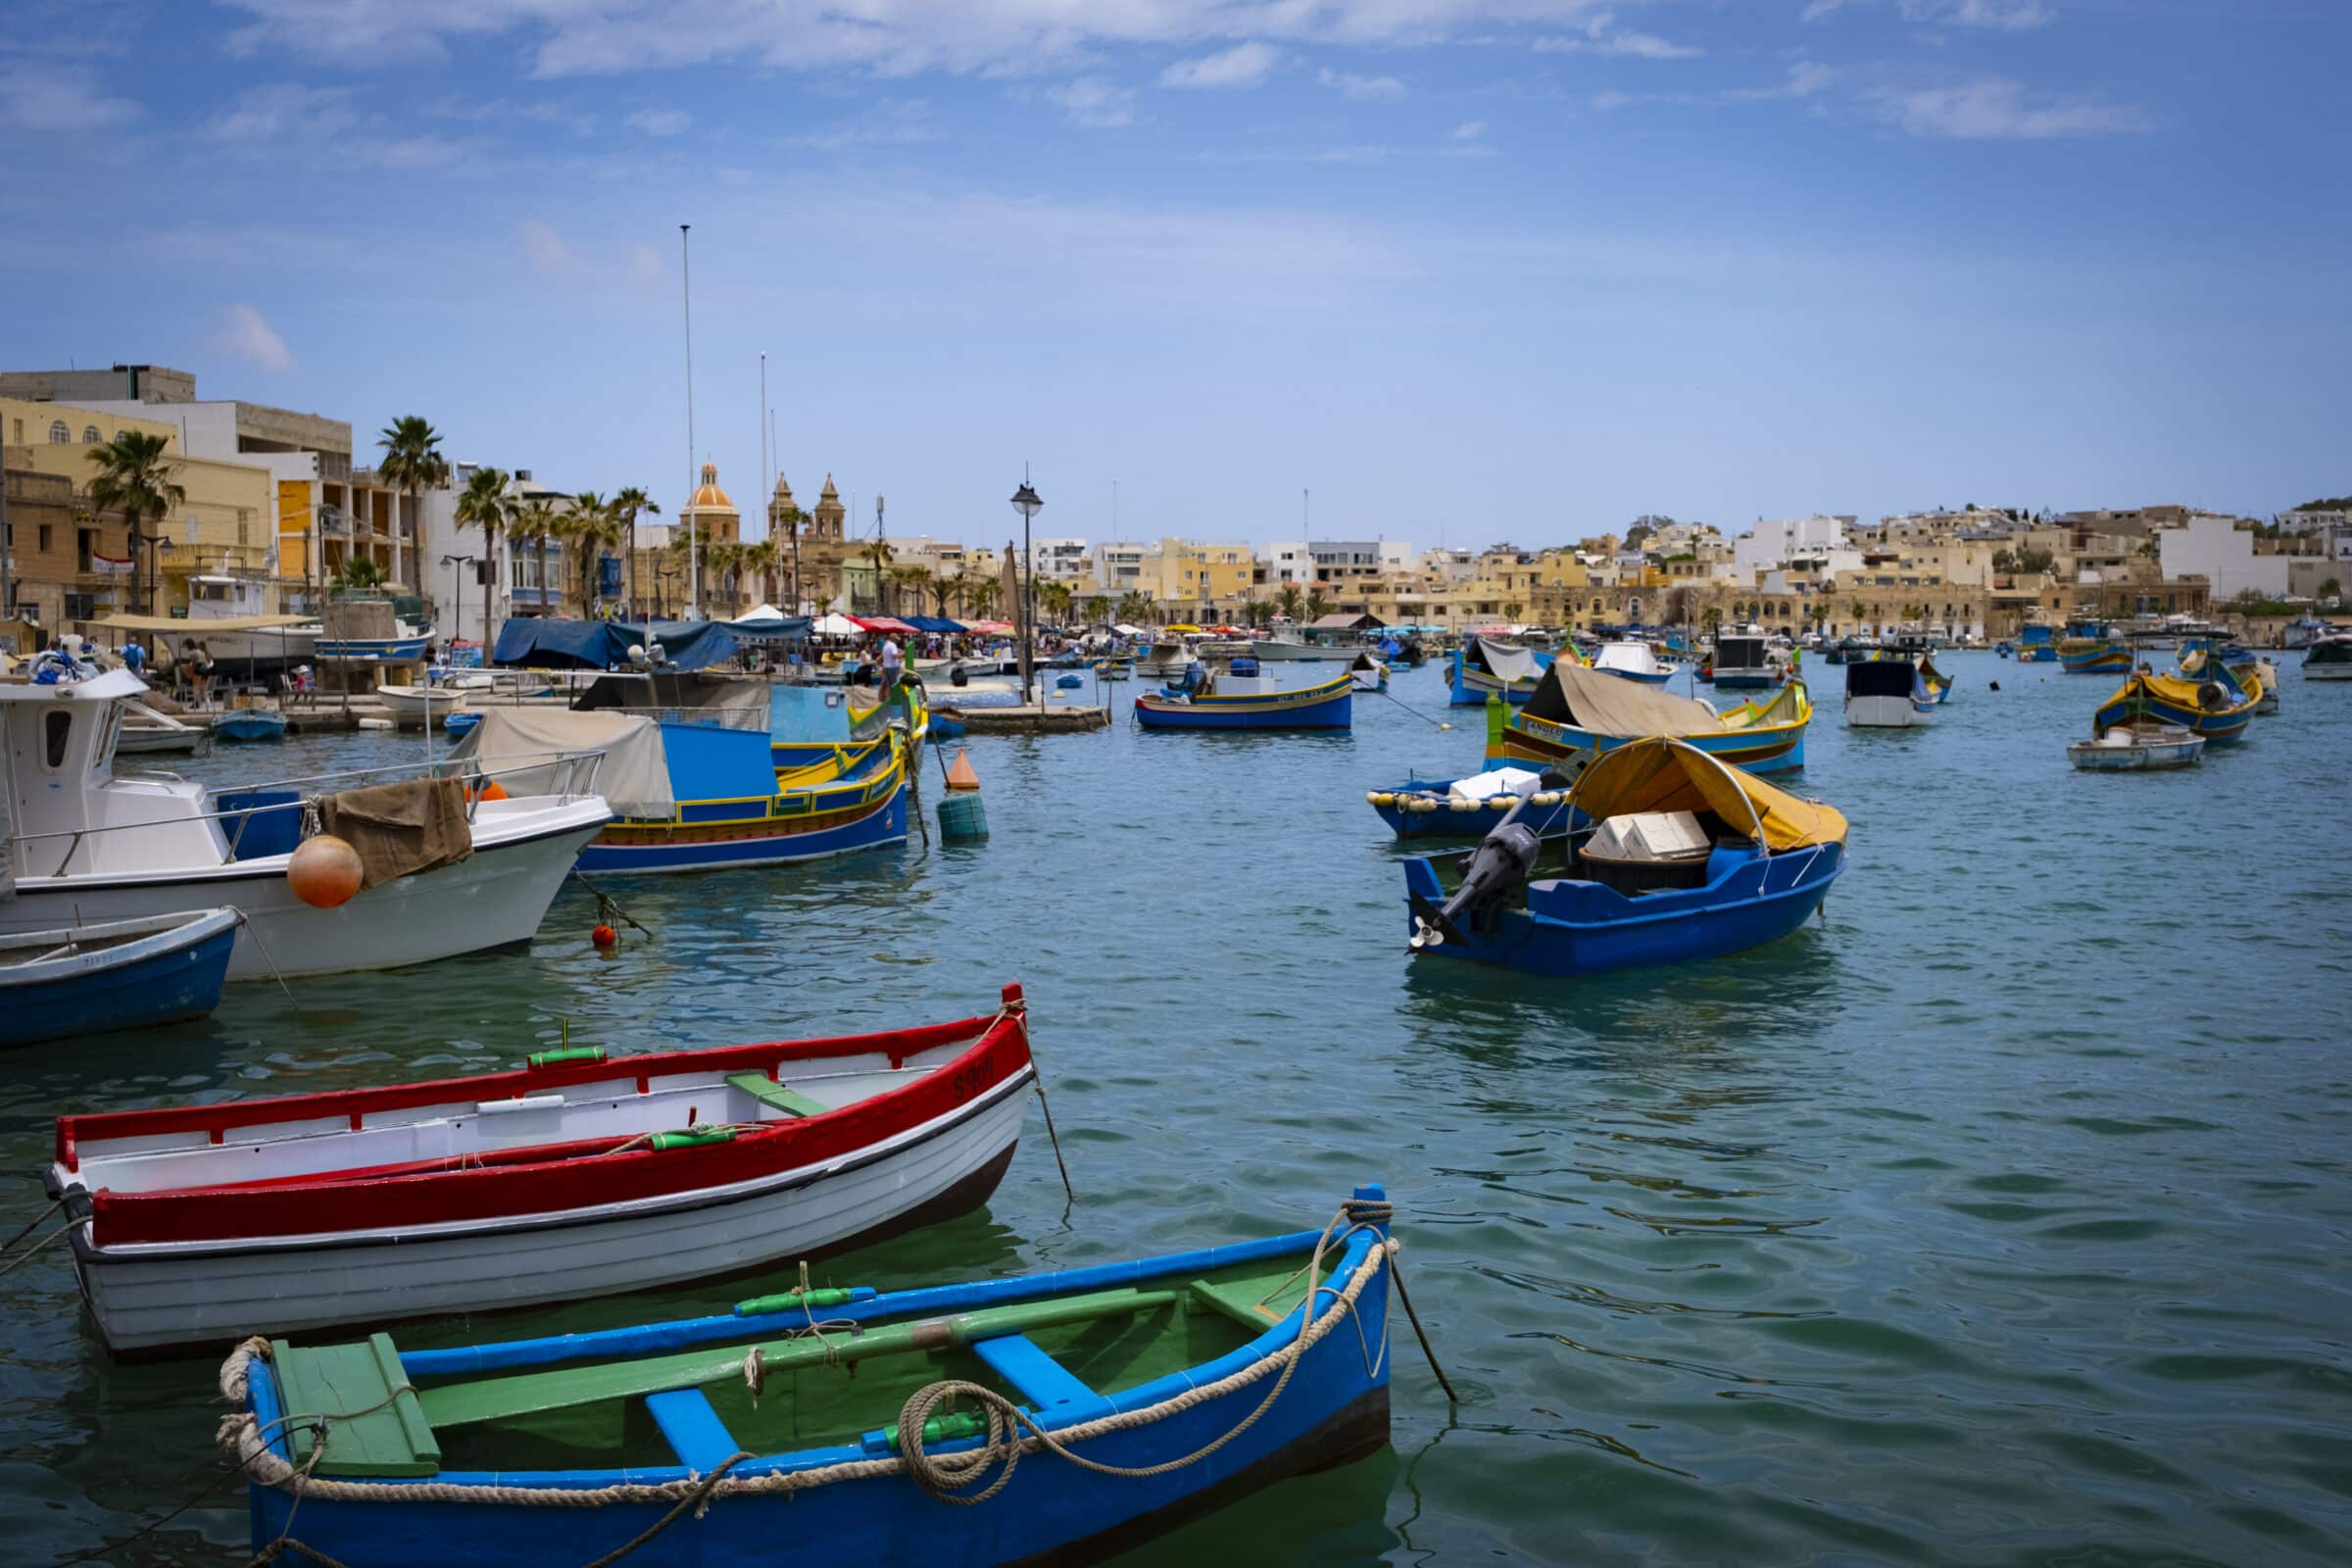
625,107 -> 690,135
216,0 -> 1627,77
1872,77 -> 2148,138
788,99 -> 945,149
212,304 -> 295,373
0,61 -> 139,132
206,82 -> 349,141
1160,41 -> 1280,90
1316,68 -> 1407,102
1799,0 -> 1849,19
519,219 -> 573,272
1532,12 -> 1701,60
1901,0 -> 2053,28
1043,76 -> 1137,128
1453,119 -> 1486,139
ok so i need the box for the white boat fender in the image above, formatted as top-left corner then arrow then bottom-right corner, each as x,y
359,716 -> 394,730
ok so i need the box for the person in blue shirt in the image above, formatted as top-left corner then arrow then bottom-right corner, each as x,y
122,638 -> 145,674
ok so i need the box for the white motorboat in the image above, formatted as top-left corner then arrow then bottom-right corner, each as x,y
0,670 -> 610,980
1843,658 -> 1931,727
1134,636 -> 1201,681
115,701 -> 207,756
373,683 -> 462,715
1592,639 -> 1681,686
1250,631 -> 1332,662
2303,630 -> 2352,681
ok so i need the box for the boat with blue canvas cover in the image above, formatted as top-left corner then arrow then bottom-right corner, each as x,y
1403,737 -> 1846,978
218,1188 -> 1400,1568
0,908 -> 238,1047
1447,638 -> 1553,705
1134,666 -> 1352,730
452,673 -> 911,873
1492,660 -> 1810,774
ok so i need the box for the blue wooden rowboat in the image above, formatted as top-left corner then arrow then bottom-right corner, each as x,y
1403,738 -> 1846,978
1446,637 -> 1552,705
210,709 -> 289,742
1368,768 -> 1584,840
1134,667 -> 1352,731
0,908 -> 238,1047
221,1188 -> 1400,1568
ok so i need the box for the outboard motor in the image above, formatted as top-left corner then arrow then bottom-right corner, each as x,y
950,662 -> 970,688
1410,809 -> 1542,950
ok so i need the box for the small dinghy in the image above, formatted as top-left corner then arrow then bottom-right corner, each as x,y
0,908 -> 238,1047
219,1187 -> 1401,1568
48,987 -> 1039,1352
210,708 -> 289,742
116,701 -> 208,755
2066,722 -> 2204,771
372,684 -> 460,716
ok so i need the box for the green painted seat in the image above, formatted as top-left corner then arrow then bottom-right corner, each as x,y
725,1071 -> 831,1118
270,1333 -> 440,1478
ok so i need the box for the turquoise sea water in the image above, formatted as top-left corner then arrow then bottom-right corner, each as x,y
5,652 -> 2350,1564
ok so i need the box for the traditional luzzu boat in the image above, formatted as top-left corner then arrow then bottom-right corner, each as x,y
2180,641 -> 2278,714
216,1187 -> 1401,1568
1349,650 -> 1390,692
50,988 -> 1038,1353
1134,666 -> 1352,731
1366,764 -> 1583,841
2057,617 -> 2131,674
2091,661 -> 2258,746
1447,637 -> 1553,706
1917,654 -> 1955,705
2016,623 -> 2060,663
0,670 -> 610,980
1491,661 -> 1811,774
1402,737 -> 1845,978
455,674 -> 915,874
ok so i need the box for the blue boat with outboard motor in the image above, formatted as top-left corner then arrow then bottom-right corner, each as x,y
1367,763 -> 1585,841
0,907 -> 240,1047
1403,737 -> 1847,977
219,1188 -> 1405,1568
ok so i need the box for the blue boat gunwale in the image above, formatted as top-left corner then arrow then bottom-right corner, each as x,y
245,1203 -> 1391,1494
1405,834 -> 1843,937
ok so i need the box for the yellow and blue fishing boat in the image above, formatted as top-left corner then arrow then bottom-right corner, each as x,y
1490,661 -> 1810,774
2057,617 -> 2130,674
1135,666 -> 1352,731
2092,660 -> 2257,746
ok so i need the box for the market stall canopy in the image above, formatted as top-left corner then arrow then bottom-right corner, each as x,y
446,708 -> 672,818
965,619 -> 1015,635
810,612 -> 862,636
1112,622 -> 1149,637
1569,736 -> 1846,854
850,615 -> 917,635
724,607 -> 811,643
902,615 -> 966,634
99,613 -> 310,634
491,617 -> 738,672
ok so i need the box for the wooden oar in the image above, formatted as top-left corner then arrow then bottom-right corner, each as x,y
420,1286 -> 1185,1430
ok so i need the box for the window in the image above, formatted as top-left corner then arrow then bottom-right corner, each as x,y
44,710 -> 72,769
81,425 -> 100,444
38,525 -> 53,552
48,420 -> 70,444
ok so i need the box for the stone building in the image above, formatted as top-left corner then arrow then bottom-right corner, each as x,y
2,464 -> 136,639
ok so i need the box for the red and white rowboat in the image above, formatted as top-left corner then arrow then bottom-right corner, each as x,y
47,987 -> 1036,1354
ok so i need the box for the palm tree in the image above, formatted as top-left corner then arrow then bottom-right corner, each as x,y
374,416 -> 449,594
334,555 -> 389,594
966,576 -> 1000,621
894,565 -> 933,619
612,487 -> 660,620
509,501 -> 560,612
455,466 -> 512,646
857,538 -> 894,613
1116,588 -> 1154,627
704,540 -> 747,615
1085,594 -> 1110,628
84,429 -> 185,614
741,538 -> 780,611
1273,584 -> 1304,624
769,504 -> 805,612
1305,589 -> 1334,623
561,495 -> 624,617
937,570 -> 969,618
1038,580 -> 1073,627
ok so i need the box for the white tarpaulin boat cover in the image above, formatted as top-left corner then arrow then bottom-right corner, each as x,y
448,709 -> 672,817
1523,661 -> 1727,738
1468,638 -> 1544,684
1448,767 -> 1543,803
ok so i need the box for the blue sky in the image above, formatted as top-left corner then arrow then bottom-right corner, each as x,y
3,0 -> 2345,551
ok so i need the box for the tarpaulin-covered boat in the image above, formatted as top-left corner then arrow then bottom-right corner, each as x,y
1403,738 -> 1846,977
1134,667 -> 1352,731
1492,661 -> 1810,773
1447,638 -> 1553,706
218,1187 -> 1400,1568
48,987 -> 1037,1353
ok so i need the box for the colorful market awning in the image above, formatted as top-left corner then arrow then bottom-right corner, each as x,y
850,615 -> 917,634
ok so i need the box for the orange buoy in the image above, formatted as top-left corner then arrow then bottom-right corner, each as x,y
475,779 -> 509,803
945,747 -> 981,793
591,923 -> 617,950
287,833 -> 365,909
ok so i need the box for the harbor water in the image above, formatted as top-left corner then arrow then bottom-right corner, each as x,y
6,652 -> 2350,1564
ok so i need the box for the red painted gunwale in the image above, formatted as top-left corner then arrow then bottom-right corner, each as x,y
64,985 -> 1030,1249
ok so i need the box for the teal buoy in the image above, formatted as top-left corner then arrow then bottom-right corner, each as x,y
938,791 -> 988,841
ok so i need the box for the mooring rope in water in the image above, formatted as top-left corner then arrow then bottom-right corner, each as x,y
0,1196 -> 65,1257
1372,684 -> 1455,730
0,1223 -> 69,1281
567,874 -> 652,940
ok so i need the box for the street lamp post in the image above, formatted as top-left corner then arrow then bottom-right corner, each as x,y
441,554 -> 479,666
1010,478 -> 1042,706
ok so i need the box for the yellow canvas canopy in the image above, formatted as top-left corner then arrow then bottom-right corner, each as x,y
1568,736 -> 1847,853
98,612 -> 310,634
2103,669 -> 2252,714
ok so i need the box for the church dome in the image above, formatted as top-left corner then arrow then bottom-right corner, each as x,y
686,461 -> 737,514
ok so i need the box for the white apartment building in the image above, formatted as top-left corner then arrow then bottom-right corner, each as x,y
1733,514 -> 1863,580
2157,514 -> 2289,600
1089,540 -> 1151,594
1030,536 -> 1089,582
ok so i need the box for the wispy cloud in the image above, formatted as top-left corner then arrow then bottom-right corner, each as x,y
1533,11 -> 1701,60
420,95 -> 598,135
1871,77 -> 2147,138
212,304 -> 295,373
0,61 -> 140,131
1799,0 -> 1851,21
1454,120 -> 1487,139
519,219 -> 573,273
1901,0 -> 2054,29
1160,41 -> 1280,90
1043,75 -> 1137,128
786,99 -> 944,149
624,107 -> 690,135
205,80 -> 471,168
1317,67 -> 1407,103
206,81 -> 347,141
1594,60 -> 1834,112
